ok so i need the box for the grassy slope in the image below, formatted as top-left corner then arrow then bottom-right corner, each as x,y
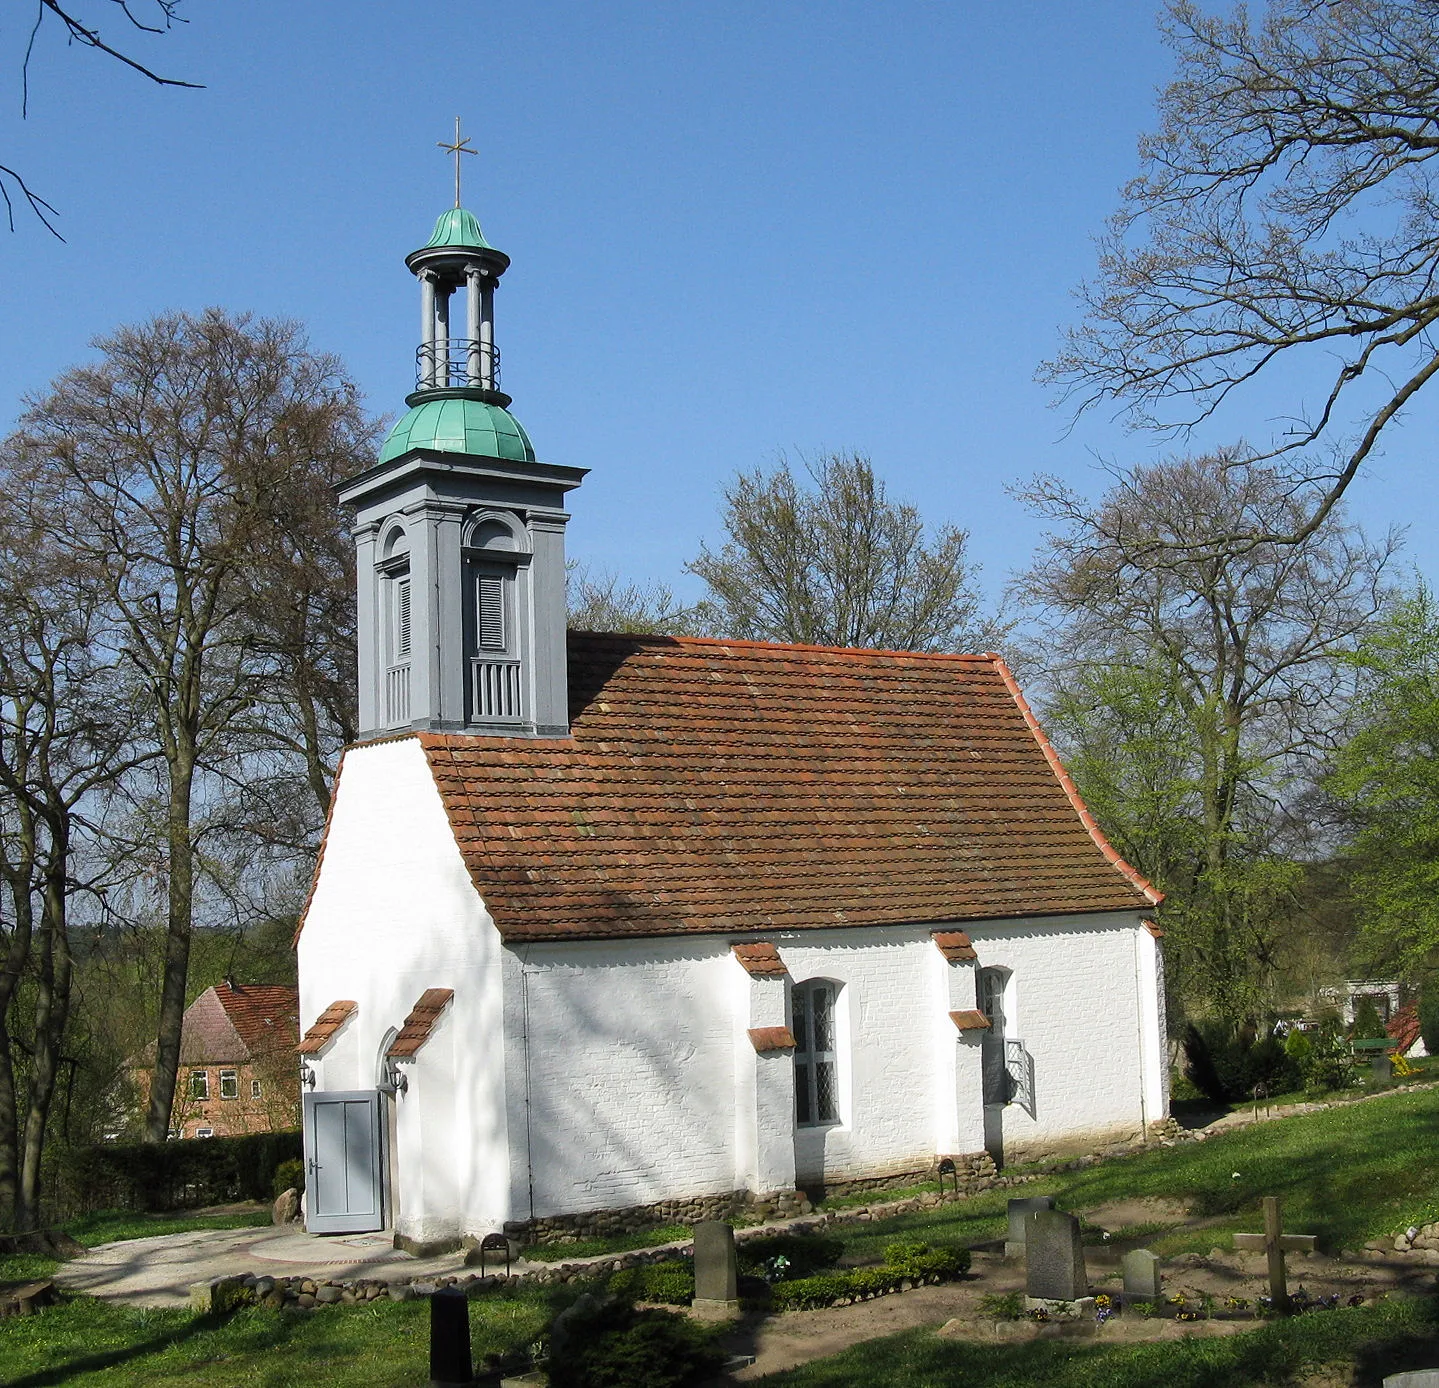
5,1088 -> 1439,1385
838,1084 -> 1439,1264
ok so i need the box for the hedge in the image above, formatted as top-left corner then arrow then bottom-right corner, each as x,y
48,1131 -> 302,1216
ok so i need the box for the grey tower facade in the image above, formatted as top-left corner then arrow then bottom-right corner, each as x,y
340,207 -> 586,740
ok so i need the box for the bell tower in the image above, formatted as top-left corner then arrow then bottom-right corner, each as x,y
340,133 -> 586,740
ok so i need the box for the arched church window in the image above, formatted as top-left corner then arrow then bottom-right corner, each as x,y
378,525 -> 412,726
979,968 -> 1009,1037
792,979 -> 841,1127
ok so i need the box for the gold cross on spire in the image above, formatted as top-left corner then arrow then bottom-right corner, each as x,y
438,116 -> 477,209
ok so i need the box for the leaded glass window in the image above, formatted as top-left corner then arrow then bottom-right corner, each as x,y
793,980 -> 839,1127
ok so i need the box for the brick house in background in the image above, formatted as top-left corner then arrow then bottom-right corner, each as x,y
130,982 -> 300,1138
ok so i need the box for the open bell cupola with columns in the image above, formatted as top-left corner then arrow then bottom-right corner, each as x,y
339,145 -> 586,741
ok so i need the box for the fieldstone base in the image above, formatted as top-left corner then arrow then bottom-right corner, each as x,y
504,1188 -> 809,1246
806,1151 -> 997,1202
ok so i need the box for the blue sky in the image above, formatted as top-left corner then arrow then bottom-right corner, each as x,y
2,1 -> 1434,617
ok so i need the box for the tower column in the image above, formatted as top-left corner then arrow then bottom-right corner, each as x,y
435,288 -> 451,388
420,273 -> 437,388
479,280 -> 495,390
466,265 -> 483,386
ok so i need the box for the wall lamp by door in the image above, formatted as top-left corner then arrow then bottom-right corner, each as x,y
383,1058 -> 409,1096
299,1060 -> 317,1090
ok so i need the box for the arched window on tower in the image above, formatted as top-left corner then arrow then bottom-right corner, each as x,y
378,526 -> 412,726
464,514 -> 524,722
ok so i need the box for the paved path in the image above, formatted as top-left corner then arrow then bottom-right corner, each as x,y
51,1226 -> 490,1309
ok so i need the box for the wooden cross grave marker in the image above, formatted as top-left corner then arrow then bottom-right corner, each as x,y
1233,1196 -> 1317,1310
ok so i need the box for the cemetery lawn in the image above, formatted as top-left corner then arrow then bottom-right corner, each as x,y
756,1292 -> 1439,1386
0,1289 -> 549,1387
837,1084 -> 1439,1264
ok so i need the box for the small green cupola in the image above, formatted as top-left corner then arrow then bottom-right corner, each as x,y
340,124 -> 586,744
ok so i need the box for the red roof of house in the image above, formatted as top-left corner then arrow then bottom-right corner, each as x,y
131,983 -> 299,1067
212,983 -> 299,1057
402,633 -> 1158,943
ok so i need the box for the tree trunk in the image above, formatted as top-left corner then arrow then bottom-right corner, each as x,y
144,752 -> 196,1143
16,855 -> 71,1231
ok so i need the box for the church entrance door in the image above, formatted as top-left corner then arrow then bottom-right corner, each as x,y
303,1090 -> 387,1234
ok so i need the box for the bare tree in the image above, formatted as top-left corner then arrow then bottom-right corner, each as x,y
7,310 -> 374,1142
688,453 -> 999,653
0,469 -> 140,1228
1020,451 -> 1396,1019
5,1 -> 202,237
1045,0 -> 1439,553
567,564 -> 698,637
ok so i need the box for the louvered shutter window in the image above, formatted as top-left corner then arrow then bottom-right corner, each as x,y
395,578 -> 411,658
478,574 -> 505,650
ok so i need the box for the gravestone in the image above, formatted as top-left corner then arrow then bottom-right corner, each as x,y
429,1286 -> 472,1386
1025,1209 -> 1088,1302
1006,1195 -> 1056,1258
691,1220 -> 740,1321
1122,1248 -> 1162,1301
1383,1373 -> 1439,1387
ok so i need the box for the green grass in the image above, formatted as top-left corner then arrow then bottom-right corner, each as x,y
0,1288 -> 549,1387
755,1295 -> 1439,1386
64,1208 -> 271,1248
832,1084 -> 1439,1265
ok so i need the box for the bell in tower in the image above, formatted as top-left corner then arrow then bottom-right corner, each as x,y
339,123 -> 587,741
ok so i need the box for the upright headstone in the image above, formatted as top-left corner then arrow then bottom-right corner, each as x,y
1383,1373 -> 1439,1388
691,1220 -> 740,1321
429,1286 -> 473,1386
1121,1248 -> 1162,1302
1025,1209 -> 1088,1302
1006,1195 -> 1056,1258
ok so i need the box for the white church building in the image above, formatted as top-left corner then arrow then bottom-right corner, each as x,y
295,200 -> 1169,1248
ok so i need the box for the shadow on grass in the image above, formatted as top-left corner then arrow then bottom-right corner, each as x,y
4,1309 -> 241,1388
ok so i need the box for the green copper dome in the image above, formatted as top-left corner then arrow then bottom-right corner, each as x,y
424,207 -> 493,251
380,398 -> 534,466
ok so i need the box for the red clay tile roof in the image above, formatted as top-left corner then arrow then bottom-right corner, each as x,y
1387,1003 -> 1422,1055
733,942 -> 789,977
212,984 -> 299,1058
748,1026 -> 798,1053
388,988 -> 454,1058
949,1009 -> 991,1031
933,930 -> 978,963
1143,920 -> 1164,939
413,634 -> 1157,943
298,1000 -> 357,1056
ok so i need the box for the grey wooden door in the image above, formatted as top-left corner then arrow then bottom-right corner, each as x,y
302,1090 -> 386,1234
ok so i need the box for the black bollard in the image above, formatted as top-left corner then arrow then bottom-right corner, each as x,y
429,1286 -> 473,1386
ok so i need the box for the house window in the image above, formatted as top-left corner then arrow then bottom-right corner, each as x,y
251,1079 -> 263,1100
188,1070 -> 209,1101
195,1127 -> 214,1139
219,1069 -> 238,1100
979,968 -> 1008,1036
792,980 -> 840,1127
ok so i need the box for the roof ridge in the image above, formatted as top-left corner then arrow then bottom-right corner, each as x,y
568,630 -> 1003,663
